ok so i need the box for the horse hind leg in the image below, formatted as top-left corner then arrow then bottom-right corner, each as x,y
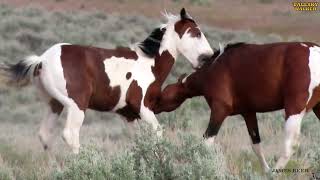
38,99 -> 63,151
62,101 -> 85,154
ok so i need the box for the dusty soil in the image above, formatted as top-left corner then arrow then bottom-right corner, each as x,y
1,0 -> 319,42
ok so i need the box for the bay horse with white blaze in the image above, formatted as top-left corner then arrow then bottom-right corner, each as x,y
0,8 -> 213,154
154,42 -> 320,171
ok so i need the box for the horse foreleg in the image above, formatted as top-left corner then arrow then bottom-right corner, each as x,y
275,110 -> 305,169
203,102 -> 230,146
140,107 -> 162,137
242,113 -> 270,172
62,103 -> 85,154
38,99 -> 63,151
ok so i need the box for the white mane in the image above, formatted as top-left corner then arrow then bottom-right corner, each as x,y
161,10 -> 180,27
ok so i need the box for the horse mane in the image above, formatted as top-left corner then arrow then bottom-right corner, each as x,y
212,42 -> 245,59
138,27 -> 166,58
202,42 -> 246,66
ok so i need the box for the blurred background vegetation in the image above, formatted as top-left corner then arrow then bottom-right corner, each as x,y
0,0 -> 319,179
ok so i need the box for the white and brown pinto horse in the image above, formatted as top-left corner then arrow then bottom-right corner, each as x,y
154,42 -> 320,171
1,8 -> 213,153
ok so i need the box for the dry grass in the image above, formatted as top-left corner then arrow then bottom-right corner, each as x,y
0,4 -> 319,180
1,0 -> 319,42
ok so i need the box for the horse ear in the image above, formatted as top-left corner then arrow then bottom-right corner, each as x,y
180,8 -> 193,20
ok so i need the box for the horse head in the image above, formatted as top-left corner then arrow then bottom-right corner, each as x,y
160,8 -> 213,69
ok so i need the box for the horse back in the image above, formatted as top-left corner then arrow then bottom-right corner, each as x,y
206,42 -> 318,113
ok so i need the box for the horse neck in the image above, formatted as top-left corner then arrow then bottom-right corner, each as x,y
152,29 -> 179,84
152,50 -> 176,85
183,70 -> 205,97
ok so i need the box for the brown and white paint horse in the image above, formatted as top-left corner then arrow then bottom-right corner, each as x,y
1,8 -> 213,154
154,42 -> 320,171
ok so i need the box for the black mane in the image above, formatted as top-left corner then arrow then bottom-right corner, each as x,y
139,28 -> 165,58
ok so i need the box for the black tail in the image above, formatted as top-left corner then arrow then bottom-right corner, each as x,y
0,56 -> 42,86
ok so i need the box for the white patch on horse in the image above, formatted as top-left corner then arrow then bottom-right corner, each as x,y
307,46 -> 320,104
204,136 -> 215,146
301,43 -> 308,47
104,57 -> 135,110
63,103 -> 85,154
103,51 -> 155,111
38,105 -> 60,149
159,14 -> 179,59
252,143 -> 270,172
177,28 -> 213,68
140,107 -> 162,136
275,110 -> 305,169
39,43 -> 73,105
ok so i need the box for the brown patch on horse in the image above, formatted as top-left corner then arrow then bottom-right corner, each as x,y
187,27 -> 201,38
144,50 -> 175,110
126,72 -> 132,80
116,80 -> 142,121
33,63 -> 42,76
281,43 -> 310,117
116,105 -> 140,122
49,98 -> 63,114
174,19 -> 199,38
60,45 -> 127,111
115,46 -> 138,60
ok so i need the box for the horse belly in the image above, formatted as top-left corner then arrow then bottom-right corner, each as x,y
231,63 -> 285,112
88,84 -> 121,111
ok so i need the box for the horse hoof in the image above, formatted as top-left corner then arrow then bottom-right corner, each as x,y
38,134 -> 49,151
43,144 -> 48,150
72,147 -> 80,154
62,129 -> 73,145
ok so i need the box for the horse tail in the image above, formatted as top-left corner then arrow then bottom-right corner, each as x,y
0,55 -> 42,86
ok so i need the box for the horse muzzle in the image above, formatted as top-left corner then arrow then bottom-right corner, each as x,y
196,54 -> 214,69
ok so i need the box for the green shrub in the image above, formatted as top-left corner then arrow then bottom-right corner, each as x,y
52,145 -> 110,180
52,125 -> 232,180
0,167 -> 12,180
189,0 -> 210,5
240,162 -> 264,180
306,144 -> 320,171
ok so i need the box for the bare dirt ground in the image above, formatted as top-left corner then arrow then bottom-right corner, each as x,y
1,0 -> 319,42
